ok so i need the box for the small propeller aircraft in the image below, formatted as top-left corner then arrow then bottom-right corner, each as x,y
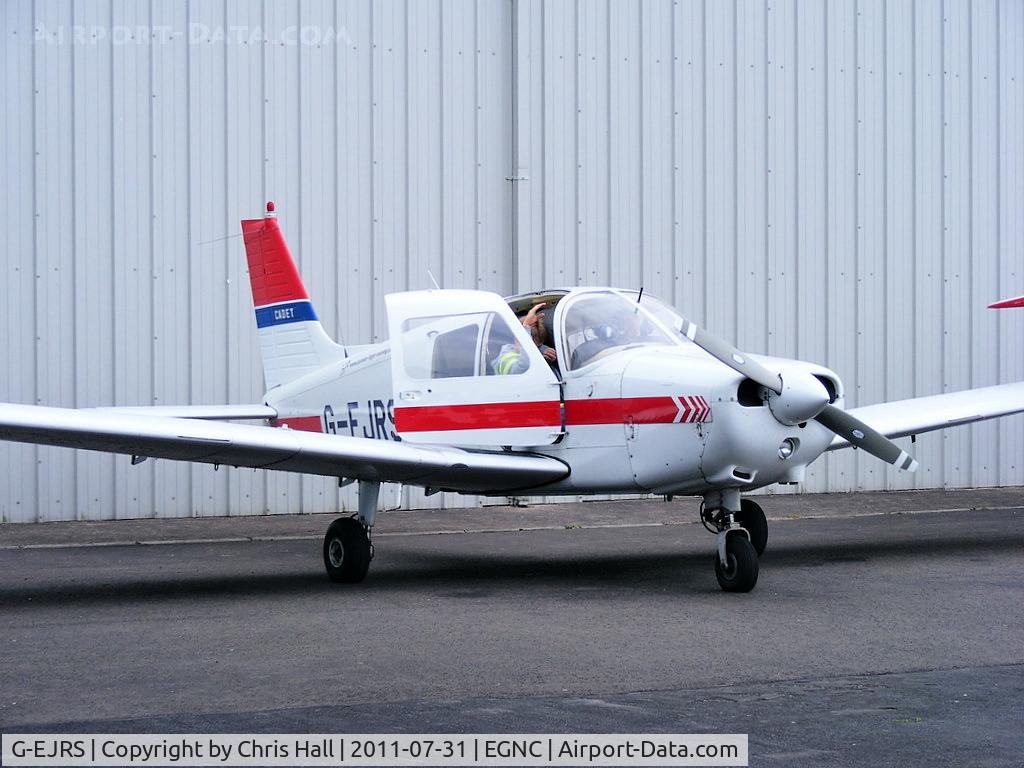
2,203 -> 1023,592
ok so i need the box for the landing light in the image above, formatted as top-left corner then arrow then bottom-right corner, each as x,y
779,438 -> 797,460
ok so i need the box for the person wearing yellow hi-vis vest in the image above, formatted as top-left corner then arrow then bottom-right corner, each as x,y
491,302 -> 558,375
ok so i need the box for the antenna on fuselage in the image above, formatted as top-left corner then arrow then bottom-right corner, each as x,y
427,270 -> 441,290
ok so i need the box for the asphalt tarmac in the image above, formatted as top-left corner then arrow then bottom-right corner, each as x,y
1,488 -> 1022,767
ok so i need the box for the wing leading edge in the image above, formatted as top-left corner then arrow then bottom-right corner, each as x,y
0,404 -> 568,494
827,382 -> 1024,450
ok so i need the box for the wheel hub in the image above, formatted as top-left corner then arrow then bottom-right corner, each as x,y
327,538 -> 344,568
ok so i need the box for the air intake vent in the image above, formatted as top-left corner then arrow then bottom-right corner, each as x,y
814,375 -> 839,403
737,378 -> 765,407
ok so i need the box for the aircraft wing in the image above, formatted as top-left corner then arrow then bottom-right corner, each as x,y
827,382 -> 1024,450
0,404 -> 568,494
91,404 -> 277,421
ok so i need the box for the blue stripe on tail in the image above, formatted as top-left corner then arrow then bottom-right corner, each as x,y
254,300 -> 318,329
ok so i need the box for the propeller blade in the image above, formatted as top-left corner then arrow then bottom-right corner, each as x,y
815,404 -> 918,471
679,319 -> 783,395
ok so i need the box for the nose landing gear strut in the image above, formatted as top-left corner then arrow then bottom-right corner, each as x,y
702,489 -> 762,593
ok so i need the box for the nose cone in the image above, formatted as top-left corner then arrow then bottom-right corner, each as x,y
767,370 -> 831,426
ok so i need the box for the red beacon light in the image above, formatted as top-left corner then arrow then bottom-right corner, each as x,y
265,200 -> 276,217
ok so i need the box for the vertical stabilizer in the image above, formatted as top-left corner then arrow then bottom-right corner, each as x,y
241,202 -> 345,390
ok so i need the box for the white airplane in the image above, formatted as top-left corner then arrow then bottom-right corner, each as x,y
1,202 -> 1023,593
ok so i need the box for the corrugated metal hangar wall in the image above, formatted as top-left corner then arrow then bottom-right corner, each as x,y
1,0 -> 1022,523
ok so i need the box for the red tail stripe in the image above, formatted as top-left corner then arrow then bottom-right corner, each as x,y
241,217 -> 309,307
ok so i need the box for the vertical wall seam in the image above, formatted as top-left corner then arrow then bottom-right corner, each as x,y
854,0 -> 860,486
109,0 -> 117,512
882,0 -> 889,420
404,0 -> 410,292
109,0 -> 116,415
31,0 -> 40,516
474,0 -> 481,286
793,0 -> 799,361
761,0 -> 767,352
148,0 -> 157,513
823,0 -> 830,481
260,0 -> 267,508
940,0 -> 947,486
540,1 -> 546,277
605,0 -> 612,284
911,0 -> 917,405
967,0 -> 974,479
223,0 -> 230,405
995,0 -> 1002,482
368,0 -> 376,338
440,0 -> 446,288
638,0 -> 644,283
882,0 -> 891,491
573,0 -> 579,284
184,0 -> 194,512
332,0 -> 340,341
70,0 -> 79,517
260,0 -> 267,199
670,0 -> 677,304
701,0 -> 708,316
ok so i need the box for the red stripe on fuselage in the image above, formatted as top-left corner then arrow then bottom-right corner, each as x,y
564,397 -> 684,425
394,401 -> 561,432
392,396 -> 711,433
270,416 -> 323,432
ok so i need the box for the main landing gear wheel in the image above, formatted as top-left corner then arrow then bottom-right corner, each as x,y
736,498 -> 768,556
715,534 -> 759,593
323,517 -> 372,583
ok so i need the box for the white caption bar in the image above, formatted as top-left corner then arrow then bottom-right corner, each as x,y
2,734 -> 747,767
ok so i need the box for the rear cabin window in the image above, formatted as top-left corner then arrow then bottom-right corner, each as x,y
401,312 -> 529,379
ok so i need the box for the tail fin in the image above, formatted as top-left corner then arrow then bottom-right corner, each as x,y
241,202 -> 345,390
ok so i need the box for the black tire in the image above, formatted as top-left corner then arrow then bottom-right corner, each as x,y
715,533 -> 759,593
323,518 -> 372,583
736,498 -> 768,556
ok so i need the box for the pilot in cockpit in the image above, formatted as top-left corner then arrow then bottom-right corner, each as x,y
492,302 -> 558,375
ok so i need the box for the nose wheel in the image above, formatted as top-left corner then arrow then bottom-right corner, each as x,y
702,490 -> 762,592
714,532 -> 759,592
